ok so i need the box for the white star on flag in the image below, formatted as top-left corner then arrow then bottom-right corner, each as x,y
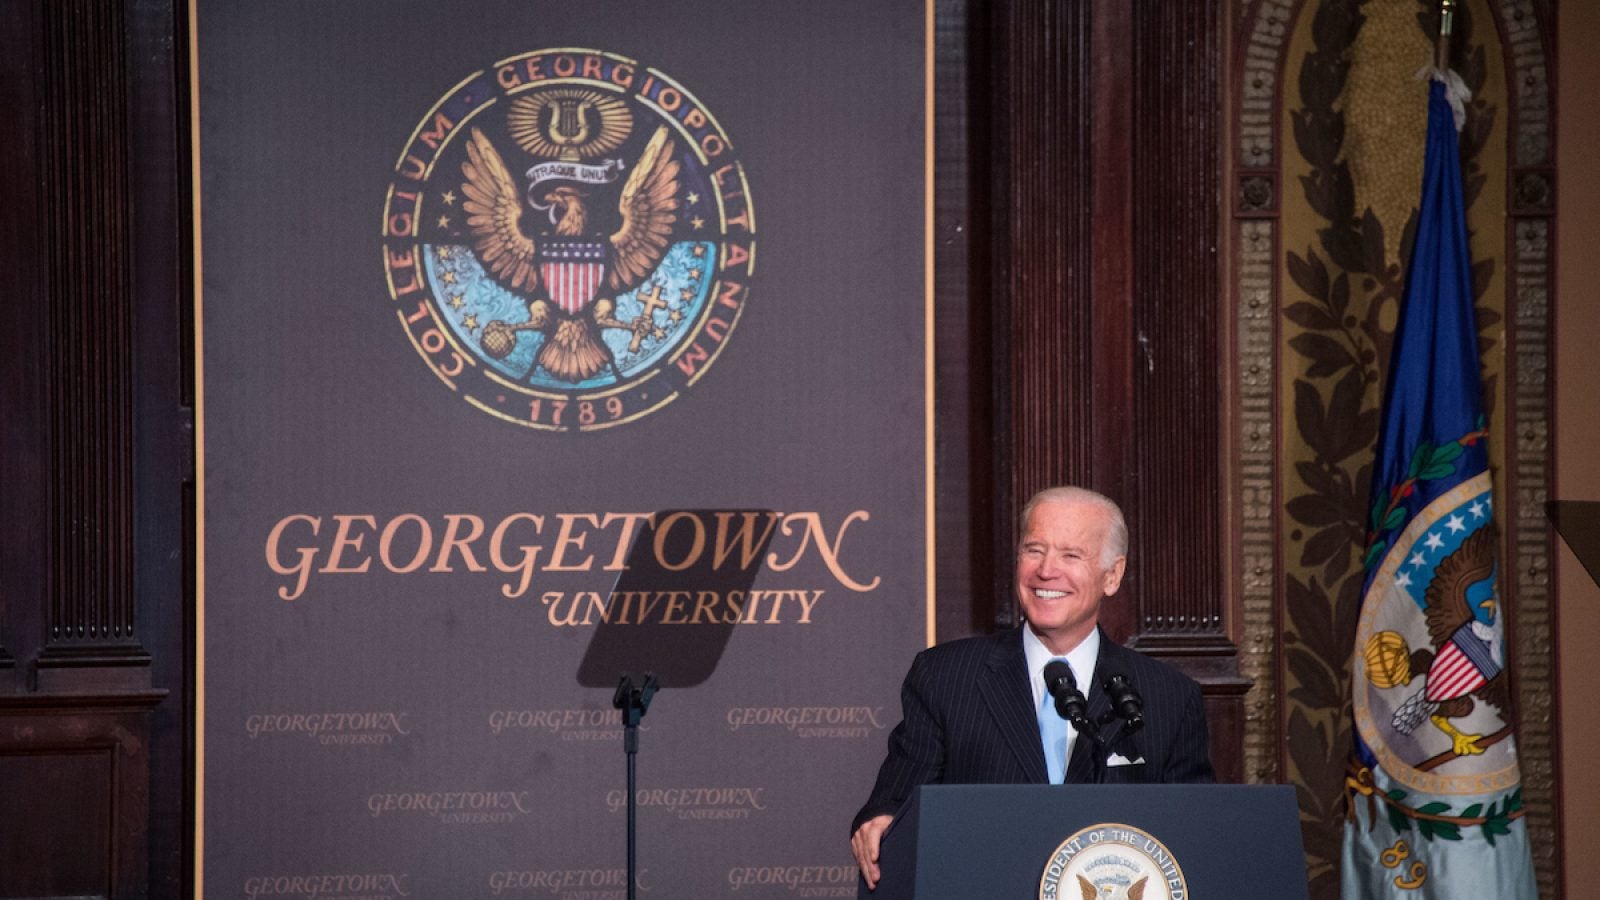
1445,514 -> 1467,533
1424,532 -> 1445,551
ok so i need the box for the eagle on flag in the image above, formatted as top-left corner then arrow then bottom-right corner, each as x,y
1381,525 -> 1508,759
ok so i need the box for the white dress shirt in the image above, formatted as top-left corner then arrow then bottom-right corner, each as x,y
1023,625 -> 1100,770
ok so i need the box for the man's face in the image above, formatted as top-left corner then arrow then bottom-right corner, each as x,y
1014,498 -> 1126,654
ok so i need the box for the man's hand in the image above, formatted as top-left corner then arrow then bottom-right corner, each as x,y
850,814 -> 894,891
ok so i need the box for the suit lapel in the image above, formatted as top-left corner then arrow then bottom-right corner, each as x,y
976,629 -> 1048,783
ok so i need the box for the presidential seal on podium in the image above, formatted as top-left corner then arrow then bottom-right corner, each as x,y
1039,822 -> 1188,900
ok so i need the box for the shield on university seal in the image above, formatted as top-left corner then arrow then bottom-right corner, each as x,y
538,239 -> 608,315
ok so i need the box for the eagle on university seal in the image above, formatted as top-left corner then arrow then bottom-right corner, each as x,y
384,49 -> 754,431
462,89 -> 681,382
1363,523 -> 1506,759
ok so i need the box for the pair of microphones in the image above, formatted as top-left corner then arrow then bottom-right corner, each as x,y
1042,660 -> 1144,735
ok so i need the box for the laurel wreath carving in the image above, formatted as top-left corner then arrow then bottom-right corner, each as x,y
1280,1 -> 1500,897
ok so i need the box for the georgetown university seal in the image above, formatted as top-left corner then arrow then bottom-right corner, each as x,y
382,49 -> 753,431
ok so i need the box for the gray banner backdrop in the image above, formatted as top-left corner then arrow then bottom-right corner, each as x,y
196,2 -> 928,898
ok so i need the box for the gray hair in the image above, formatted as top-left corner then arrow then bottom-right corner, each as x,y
1018,486 -> 1129,568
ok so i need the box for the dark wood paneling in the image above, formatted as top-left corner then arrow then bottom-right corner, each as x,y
1128,0 -> 1225,642
0,750 -> 115,896
987,0 -> 1098,629
981,3 -> 1233,640
1,0 -> 186,895
0,692 -> 165,900
0,0 -> 46,694
934,0 -> 993,639
1089,2 -> 1137,640
973,1 -> 1246,778
33,0 -> 150,684
1203,684 -> 1249,785
125,0 -> 193,892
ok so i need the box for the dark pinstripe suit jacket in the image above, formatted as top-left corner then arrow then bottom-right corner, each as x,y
852,626 -> 1214,832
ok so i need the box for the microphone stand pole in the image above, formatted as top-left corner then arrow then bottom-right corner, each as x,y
1085,729 -> 1108,784
1095,675 -> 1145,781
1062,707 -> 1107,785
614,674 -> 658,900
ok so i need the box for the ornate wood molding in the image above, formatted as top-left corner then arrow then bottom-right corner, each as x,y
1492,3 -> 1558,894
0,691 -> 166,898
1234,0 -> 1298,793
31,0 -> 150,686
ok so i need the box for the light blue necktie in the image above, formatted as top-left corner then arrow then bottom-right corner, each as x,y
1037,659 -> 1070,784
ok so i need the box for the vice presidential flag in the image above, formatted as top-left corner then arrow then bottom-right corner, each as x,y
1340,71 -> 1537,899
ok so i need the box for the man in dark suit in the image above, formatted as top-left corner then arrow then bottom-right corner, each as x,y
850,486 -> 1214,890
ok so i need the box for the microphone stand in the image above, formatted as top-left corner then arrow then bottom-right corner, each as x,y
1055,695 -> 1106,785
614,673 -> 658,900
1079,723 -> 1109,784
1095,674 -> 1145,776
1047,661 -> 1108,785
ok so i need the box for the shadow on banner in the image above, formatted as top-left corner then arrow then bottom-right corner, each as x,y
578,509 -> 776,690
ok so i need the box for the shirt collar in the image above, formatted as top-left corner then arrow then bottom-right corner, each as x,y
1022,625 -> 1100,710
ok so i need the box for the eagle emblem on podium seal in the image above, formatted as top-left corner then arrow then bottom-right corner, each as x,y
1039,823 -> 1187,900
381,49 -> 754,431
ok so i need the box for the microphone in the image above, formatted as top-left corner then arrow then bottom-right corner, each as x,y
1043,660 -> 1090,727
1101,673 -> 1144,732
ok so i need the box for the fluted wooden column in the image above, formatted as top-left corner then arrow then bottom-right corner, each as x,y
0,0 -> 174,896
977,0 -> 1247,782
32,0 -> 151,684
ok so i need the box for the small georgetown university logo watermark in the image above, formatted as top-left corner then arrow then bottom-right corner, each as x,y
486,867 -> 633,897
487,706 -> 629,741
367,789 -> 533,826
726,864 -> 857,897
243,873 -> 410,900
382,48 -> 754,431
724,705 -> 886,739
1039,823 -> 1188,900
244,711 -> 412,746
606,786 -> 766,821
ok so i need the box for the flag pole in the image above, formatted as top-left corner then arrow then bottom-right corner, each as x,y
1436,0 -> 1456,70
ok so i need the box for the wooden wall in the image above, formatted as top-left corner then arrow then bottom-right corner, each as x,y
936,0 -> 1248,781
0,0 -> 190,896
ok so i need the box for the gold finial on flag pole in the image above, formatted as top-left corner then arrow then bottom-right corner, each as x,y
1436,0 -> 1456,71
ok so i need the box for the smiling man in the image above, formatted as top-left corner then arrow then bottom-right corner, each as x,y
849,486 -> 1215,891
